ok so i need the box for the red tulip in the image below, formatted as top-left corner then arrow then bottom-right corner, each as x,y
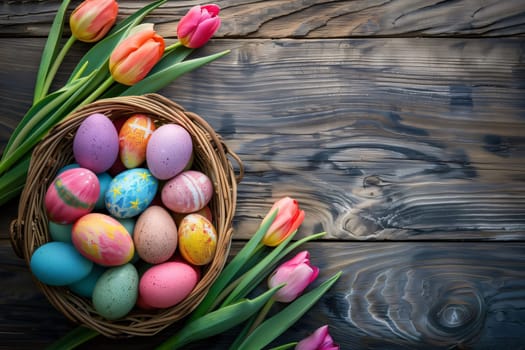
70,0 -> 118,43
296,325 -> 339,350
268,251 -> 319,303
177,4 -> 221,48
109,24 -> 165,86
262,197 -> 305,247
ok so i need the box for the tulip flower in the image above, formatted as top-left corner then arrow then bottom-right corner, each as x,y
268,251 -> 319,303
296,325 -> 339,350
177,4 -> 221,49
70,0 -> 119,43
262,197 -> 305,247
109,23 -> 166,86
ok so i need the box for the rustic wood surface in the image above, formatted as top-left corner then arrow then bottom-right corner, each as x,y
1,0 -> 525,349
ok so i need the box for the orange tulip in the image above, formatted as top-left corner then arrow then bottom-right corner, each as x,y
177,4 -> 221,49
70,0 -> 118,43
262,197 -> 305,247
109,24 -> 166,86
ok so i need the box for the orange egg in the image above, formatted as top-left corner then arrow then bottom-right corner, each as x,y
119,114 -> 156,168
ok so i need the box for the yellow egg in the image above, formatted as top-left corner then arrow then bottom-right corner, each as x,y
178,214 -> 217,265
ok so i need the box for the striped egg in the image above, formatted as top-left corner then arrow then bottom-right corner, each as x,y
72,213 -> 135,266
119,114 -> 156,169
44,168 -> 100,224
161,170 -> 213,213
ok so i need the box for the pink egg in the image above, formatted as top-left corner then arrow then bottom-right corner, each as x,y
139,261 -> 199,308
73,113 -> 119,173
119,114 -> 156,169
72,213 -> 135,266
161,170 -> 213,213
45,168 -> 100,224
146,124 -> 193,180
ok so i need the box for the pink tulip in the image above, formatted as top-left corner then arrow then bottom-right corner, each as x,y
268,251 -> 319,303
70,0 -> 118,43
109,24 -> 165,86
262,197 -> 305,247
296,325 -> 339,350
177,4 -> 221,48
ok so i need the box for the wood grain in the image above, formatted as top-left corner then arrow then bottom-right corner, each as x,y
1,37 -> 524,241
2,241 -> 525,349
1,0 -> 524,38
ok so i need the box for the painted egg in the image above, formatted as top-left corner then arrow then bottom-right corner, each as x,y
45,168 -> 100,224
172,205 -> 212,227
94,172 -> 112,210
93,264 -> 139,320
139,261 -> 199,308
73,113 -> 119,173
105,168 -> 158,218
119,114 -> 156,169
48,220 -> 73,243
161,170 -> 213,213
134,206 -> 178,264
69,264 -> 106,298
72,213 -> 135,266
178,214 -> 217,266
146,124 -> 193,180
30,242 -> 93,286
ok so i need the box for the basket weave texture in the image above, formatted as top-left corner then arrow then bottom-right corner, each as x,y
9,93 -> 243,337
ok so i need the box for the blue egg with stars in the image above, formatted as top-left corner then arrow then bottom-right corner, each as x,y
105,168 -> 158,218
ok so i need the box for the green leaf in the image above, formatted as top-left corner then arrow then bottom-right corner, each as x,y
0,155 -> 30,205
67,0 -> 167,83
45,326 -> 99,350
156,285 -> 284,350
189,209 -> 278,320
236,272 -> 343,350
268,343 -> 298,350
33,0 -> 71,103
119,50 -> 230,96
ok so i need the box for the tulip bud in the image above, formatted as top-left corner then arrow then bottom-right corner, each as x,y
268,251 -> 319,303
177,4 -> 221,49
262,197 -> 305,247
70,0 -> 118,43
296,325 -> 339,350
109,24 -> 165,86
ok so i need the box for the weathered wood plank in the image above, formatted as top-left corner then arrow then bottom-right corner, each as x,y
2,241 -> 525,349
1,38 -> 524,241
1,0 -> 524,38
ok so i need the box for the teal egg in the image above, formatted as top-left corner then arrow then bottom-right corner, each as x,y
95,172 -> 112,210
69,264 -> 106,297
104,168 -> 158,218
57,163 -> 80,175
92,263 -> 139,320
30,242 -> 93,286
48,220 -> 73,243
117,217 -> 140,263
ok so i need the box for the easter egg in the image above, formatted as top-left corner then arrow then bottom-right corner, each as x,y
105,168 -> 158,218
178,214 -> 217,266
30,242 -> 93,286
117,217 -> 140,263
134,206 -> 178,264
139,261 -> 199,308
93,264 -> 139,320
72,213 -> 134,266
94,172 -> 112,210
146,124 -> 193,180
48,220 -> 73,243
172,205 -> 212,227
45,168 -> 100,224
73,113 -> 119,173
161,170 -> 213,213
69,264 -> 106,298
119,114 -> 156,169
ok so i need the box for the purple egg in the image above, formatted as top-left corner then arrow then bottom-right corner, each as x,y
146,124 -> 193,180
73,113 -> 119,173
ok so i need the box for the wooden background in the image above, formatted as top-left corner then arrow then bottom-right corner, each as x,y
1,0 -> 525,349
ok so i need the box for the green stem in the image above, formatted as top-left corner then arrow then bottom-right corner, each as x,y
248,297 -> 275,334
40,35 -> 77,99
165,41 -> 182,52
77,75 -> 115,108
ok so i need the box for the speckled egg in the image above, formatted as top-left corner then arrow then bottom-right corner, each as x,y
146,124 -> 193,180
178,214 -> 217,266
92,264 -> 139,320
45,168 -> 100,224
105,168 -> 158,218
161,170 -> 213,213
139,261 -> 199,308
119,114 -> 156,169
30,242 -> 93,286
73,113 -> 119,173
134,206 -> 178,264
72,213 -> 134,266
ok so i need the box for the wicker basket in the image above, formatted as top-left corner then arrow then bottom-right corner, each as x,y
9,93 -> 243,337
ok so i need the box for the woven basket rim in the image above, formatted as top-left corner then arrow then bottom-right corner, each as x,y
10,93 -> 243,337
